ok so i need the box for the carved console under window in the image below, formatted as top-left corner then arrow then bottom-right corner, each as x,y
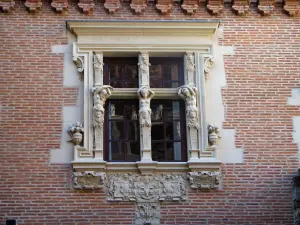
188,171 -> 221,189
73,171 -> 106,189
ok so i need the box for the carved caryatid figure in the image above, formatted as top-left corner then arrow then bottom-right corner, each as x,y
178,85 -> 199,130
93,53 -> 104,86
93,85 -> 113,128
186,53 -> 195,73
137,86 -> 155,127
185,52 -> 195,85
138,53 -> 151,86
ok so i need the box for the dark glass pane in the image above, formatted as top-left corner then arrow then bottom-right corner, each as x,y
110,142 -> 124,161
164,101 -> 180,120
165,122 -> 181,141
151,122 -> 164,140
164,64 -> 179,81
125,142 -> 140,161
152,142 -> 165,161
126,122 -> 139,140
109,121 -> 124,140
164,81 -> 180,88
166,142 -> 182,161
150,65 -> 163,88
151,103 -> 164,121
123,65 -> 138,82
109,102 -> 124,120
124,103 -> 138,120
109,65 -> 122,82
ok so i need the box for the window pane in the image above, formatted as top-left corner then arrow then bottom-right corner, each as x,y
109,102 -> 123,120
152,122 -> 164,140
109,121 -> 124,140
151,103 -> 164,121
152,142 -> 165,161
165,122 -> 181,141
166,142 -> 182,161
164,101 -> 180,120
110,142 -> 124,161
126,122 -> 139,140
125,142 -> 140,161
150,65 -> 163,88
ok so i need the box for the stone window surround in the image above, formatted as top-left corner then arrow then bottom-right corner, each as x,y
67,20 -> 221,174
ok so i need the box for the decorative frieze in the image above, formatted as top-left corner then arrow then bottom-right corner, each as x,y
68,122 -> 84,146
188,171 -> 221,189
208,124 -> 221,146
24,0 -> 42,11
51,0 -> 68,12
106,173 -> 187,202
135,203 -> 160,225
104,0 -> 121,13
0,0 -> 15,12
204,56 -> 214,80
283,0 -> 300,16
130,0 -> 147,14
232,0 -> 249,15
181,0 -> 198,14
78,0 -> 95,14
156,0 -> 172,14
206,0 -> 223,15
73,171 -> 106,189
257,0 -> 275,15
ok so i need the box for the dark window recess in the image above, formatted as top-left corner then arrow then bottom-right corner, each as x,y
104,100 -> 140,162
104,57 -> 138,88
6,220 -> 17,225
151,100 -> 187,161
149,57 -> 184,88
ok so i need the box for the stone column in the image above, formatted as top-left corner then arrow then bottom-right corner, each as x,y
93,85 -> 113,160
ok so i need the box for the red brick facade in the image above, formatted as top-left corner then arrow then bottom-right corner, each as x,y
1,0 -> 300,224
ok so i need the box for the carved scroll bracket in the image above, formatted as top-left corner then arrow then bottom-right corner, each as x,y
73,171 -> 106,189
73,56 -> 84,80
0,0 -> 15,12
188,171 -> 221,189
204,56 -> 214,80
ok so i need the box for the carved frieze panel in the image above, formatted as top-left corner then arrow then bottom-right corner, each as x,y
135,202 -> 160,225
73,171 -> 106,189
188,171 -> 221,189
106,173 -> 187,202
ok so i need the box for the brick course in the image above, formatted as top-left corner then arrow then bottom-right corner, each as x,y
1,1 -> 300,224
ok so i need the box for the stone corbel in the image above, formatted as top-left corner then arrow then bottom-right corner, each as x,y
181,0 -> 198,14
232,0 -> 249,15
0,0 -> 15,12
73,171 -> 106,189
257,0 -> 275,15
283,0 -> 300,16
93,85 -> 113,161
204,56 -> 214,80
104,0 -> 121,13
156,0 -> 172,14
188,171 -> 221,189
24,0 -> 42,11
130,0 -> 147,14
206,0 -> 223,15
51,0 -> 68,12
78,0 -> 95,14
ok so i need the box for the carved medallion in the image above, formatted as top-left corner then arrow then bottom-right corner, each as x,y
188,171 -> 221,189
73,171 -> 106,189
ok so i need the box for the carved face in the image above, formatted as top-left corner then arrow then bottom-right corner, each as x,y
182,88 -> 190,96
141,89 -> 149,98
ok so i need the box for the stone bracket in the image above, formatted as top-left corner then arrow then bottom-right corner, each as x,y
130,0 -> 147,14
156,0 -> 172,14
51,0 -> 68,12
104,0 -> 121,13
206,0 -> 223,15
283,0 -> 300,16
232,0 -> 249,15
0,0 -> 15,12
257,0 -> 275,15
78,0 -> 95,14
24,0 -> 42,11
181,0 -> 198,14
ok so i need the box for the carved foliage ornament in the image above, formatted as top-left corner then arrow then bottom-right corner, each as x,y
106,173 -> 187,202
68,122 -> 84,146
73,171 -> 106,189
188,171 -> 221,189
135,203 -> 160,225
0,0 -> 15,12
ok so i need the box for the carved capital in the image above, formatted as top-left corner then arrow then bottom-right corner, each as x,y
135,203 -> 161,225
137,86 -> 155,128
257,0 -> 275,15
51,0 -> 68,12
24,0 -> 42,11
181,0 -> 198,14
104,0 -> 121,13
156,0 -> 172,14
130,0 -> 147,14
283,0 -> 300,16
78,0 -> 95,14
68,122 -> 84,146
208,124 -> 221,146
73,171 -> 106,189
0,0 -> 15,12
206,0 -> 223,15
188,171 -> 221,189
204,56 -> 214,80
232,0 -> 249,15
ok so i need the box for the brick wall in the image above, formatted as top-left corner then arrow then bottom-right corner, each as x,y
1,1 -> 300,224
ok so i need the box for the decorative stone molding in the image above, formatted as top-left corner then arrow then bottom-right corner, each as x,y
204,56 -> 214,80
188,171 -> 221,189
104,0 -> 121,13
24,0 -> 42,11
232,0 -> 249,15
206,0 -> 223,15
0,0 -> 15,12
181,0 -> 198,14
106,173 -> 187,202
130,0 -> 147,14
208,124 -> 221,146
93,53 -> 103,86
283,0 -> 300,16
257,0 -> 275,15
78,0 -> 95,14
68,122 -> 84,146
51,0 -> 68,12
184,52 -> 196,86
73,171 -> 106,189
135,203 -> 160,225
156,0 -> 172,14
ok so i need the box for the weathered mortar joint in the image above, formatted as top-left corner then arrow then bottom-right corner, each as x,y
188,171 -> 221,189
0,0 -> 15,12
73,171 -> 106,189
68,122 -> 84,146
